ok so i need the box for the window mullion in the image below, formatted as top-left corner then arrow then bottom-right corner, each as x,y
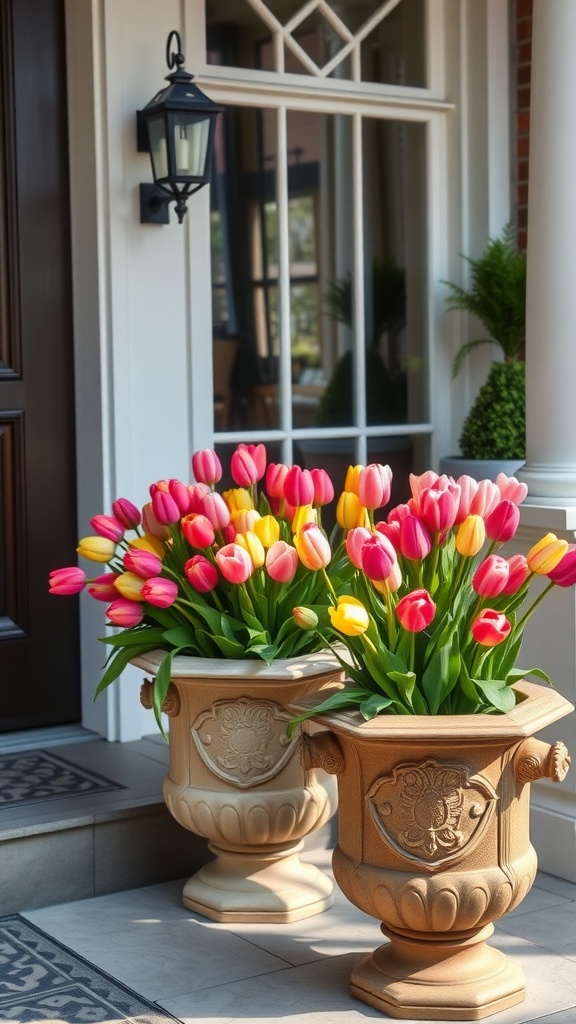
276,104 -> 293,463
352,111 -> 367,466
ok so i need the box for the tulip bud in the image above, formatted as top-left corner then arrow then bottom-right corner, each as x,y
77,536 -> 116,563
471,609 -> 511,647
293,606 -> 319,630
455,515 -> 486,557
336,491 -> 365,530
284,465 -> 315,508
90,514 -> 125,543
141,577 -> 179,608
396,588 -> 436,632
152,490 -> 181,526
329,596 -> 369,636
310,467 -> 334,507
266,541 -> 299,583
230,443 -> 266,486
112,497 -> 141,529
185,555 -> 219,593
484,500 -> 520,543
399,515 -> 432,560
106,598 -> 144,627
527,533 -> 569,574
192,449 -> 222,486
344,464 -> 363,495
358,463 -> 392,511
359,535 -> 396,582
49,567 -> 87,595
265,462 -> 289,499
168,478 -> 191,515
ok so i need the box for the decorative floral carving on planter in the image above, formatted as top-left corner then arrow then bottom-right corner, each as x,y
192,697 -> 294,787
368,759 -> 498,869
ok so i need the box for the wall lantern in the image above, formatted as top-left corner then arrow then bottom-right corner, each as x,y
137,30 -> 222,224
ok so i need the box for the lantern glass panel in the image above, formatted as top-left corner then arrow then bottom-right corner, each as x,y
173,114 -> 211,178
148,114 -> 169,180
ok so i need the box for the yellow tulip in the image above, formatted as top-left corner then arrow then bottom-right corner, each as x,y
455,515 -> 486,557
235,531 -> 266,568
114,572 -> 145,601
254,515 -> 280,548
527,532 -> 569,574
291,504 -> 317,534
224,488 -> 253,513
344,464 -> 363,495
336,491 -> 365,530
329,596 -> 369,636
129,534 -> 166,559
76,535 -> 116,563
231,508 -> 261,534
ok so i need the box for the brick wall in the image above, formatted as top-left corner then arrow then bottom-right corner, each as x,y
515,0 -> 532,250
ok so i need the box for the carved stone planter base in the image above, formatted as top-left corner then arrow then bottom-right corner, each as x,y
350,927 -> 525,1020
182,840 -> 334,923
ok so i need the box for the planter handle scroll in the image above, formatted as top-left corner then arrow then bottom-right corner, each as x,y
139,678 -> 181,718
514,737 -> 571,783
300,731 -> 345,775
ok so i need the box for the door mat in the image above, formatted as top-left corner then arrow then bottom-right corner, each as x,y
0,750 -> 125,806
0,914 -> 177,1023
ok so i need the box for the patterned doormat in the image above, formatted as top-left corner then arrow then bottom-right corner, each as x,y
0,750 -> 125,806
0,915 -> 177,1023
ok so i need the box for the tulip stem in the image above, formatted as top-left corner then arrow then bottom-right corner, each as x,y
321,567 -> 338,604
516,578 -> 556,630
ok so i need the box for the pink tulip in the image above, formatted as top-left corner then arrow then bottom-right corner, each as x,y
496,473 -> 528,506
112,498 -> 141,530
152,490 -> 181,526
215,543 -> 254,583
548,544 -> 576,587
359,535 -> 396,582
453,475 -> 479,523
399,515 -> 432,560
345,526 -> 373,569
49,567 -> 87,595
293,522 -> 331,570
141,577 -> 179,608
192,449 -> 222,486
283,465 -> 315,508
149,479 -> 169,497
311,467 -> 334,506
470,480 -> 501,519
123,549 -> 162,579
501,554 -> 530,595
168,478 -> 191,515
201,491 -> 231,530
89,514 -> 125,543
387,502 -> 413,525
472,555 -> 510,597
185,555 -> 219,592
141,502 -> 171,540
106,598 -> 144,627
265,541 -> 299,583
265,462 -> 289,499
358,463 -> 392,511
485,499 -> 520,543
181,513 -> 216,548
396,589 -> 436,632
409,471 -> 439,513
87,573 -> 120,601
471,609 -> 511,647
187,482 -> 211,513
375,520 -> 401,550
230,443 -> 266,486
419,487 -> 459,534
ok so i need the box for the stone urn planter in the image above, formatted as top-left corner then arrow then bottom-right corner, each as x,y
133,650 -> 342,923
294,680 -> 573,1020
439,456 -> 524,483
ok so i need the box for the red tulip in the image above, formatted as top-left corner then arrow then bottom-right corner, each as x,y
87,573 -> 120,601
396,588 -> 436,632
283,465 -> 315,507
192,449 -> 222,486
112,498 -> 141,529
472,555 -> 510,597
168,478 -> 191,515
471,609 -> 511,647
106,598 -> 144,627
548,544 -> 576,587
49,567 -> 86,595
185,555 -> 219,592
359,535 -> 396,582
484,499 -> 520,543
141,577 -> 179,608
181,513 -> 216,548
89,514 -> 125,543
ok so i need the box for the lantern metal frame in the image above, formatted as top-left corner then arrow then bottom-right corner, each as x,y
137,31 -> 222,224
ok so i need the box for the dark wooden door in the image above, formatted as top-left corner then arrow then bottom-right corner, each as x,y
0,0 -> 80,731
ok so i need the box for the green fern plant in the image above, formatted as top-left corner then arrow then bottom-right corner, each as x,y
444,225 -> 526,459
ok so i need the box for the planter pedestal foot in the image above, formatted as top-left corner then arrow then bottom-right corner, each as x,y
350,924 -> 525,1021
182,841 -> 334,923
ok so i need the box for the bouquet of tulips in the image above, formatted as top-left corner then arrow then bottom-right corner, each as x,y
290,467 -> 576,726
49,445 -> 338,727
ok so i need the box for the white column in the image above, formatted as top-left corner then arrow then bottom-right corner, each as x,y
519,0 -> 576,501
513,0 -> 576,882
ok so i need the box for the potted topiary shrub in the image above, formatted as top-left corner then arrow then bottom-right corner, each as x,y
440,224 -> 526,481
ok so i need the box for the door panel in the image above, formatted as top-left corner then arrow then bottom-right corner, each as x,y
0,0 -> 80,731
